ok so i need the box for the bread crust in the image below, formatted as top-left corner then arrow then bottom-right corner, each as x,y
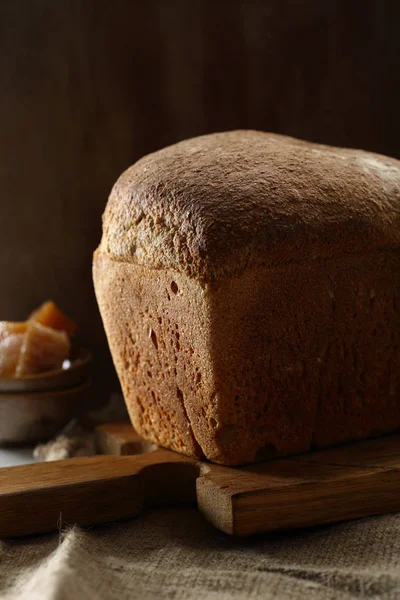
94,131 -> 400,465
101,130 -> 400,284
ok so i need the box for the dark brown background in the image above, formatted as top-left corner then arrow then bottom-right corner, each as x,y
0,0 -> 399,394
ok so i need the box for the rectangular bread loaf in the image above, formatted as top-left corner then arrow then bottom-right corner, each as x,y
93,131 -> 400,465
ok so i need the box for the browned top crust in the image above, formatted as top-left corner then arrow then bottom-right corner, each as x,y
99,130 -> 400,282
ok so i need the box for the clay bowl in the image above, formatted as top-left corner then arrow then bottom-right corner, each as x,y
0,349 -> 93,445
0,379 -> 92,445
0,348 -> 91,394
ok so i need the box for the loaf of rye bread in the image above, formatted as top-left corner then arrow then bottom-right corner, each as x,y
93,131 -> 400,465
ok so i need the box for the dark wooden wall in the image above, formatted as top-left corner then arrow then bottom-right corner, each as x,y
0,0 -> 399,393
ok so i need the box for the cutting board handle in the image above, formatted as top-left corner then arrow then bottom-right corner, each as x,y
0,450 -> 199,538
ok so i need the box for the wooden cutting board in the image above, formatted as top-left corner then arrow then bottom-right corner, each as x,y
1,423 -> 400,538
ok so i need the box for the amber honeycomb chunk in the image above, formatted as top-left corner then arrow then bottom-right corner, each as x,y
15,322 -> 70,377
29,301 -> 77,337
0,322 -> 27,377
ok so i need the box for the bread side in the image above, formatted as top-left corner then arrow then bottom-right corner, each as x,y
94,251 -> 314,464
207,250 -> 400,462
93,252 -> 217,458
313,250 -> 400,447
94,247 -> 400,464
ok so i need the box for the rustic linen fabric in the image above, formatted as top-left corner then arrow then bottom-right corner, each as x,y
0,508 -> 399,599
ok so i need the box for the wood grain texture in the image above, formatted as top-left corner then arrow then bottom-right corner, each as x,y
2,424 -> 399,538
197,459 -> 400,535
99,424 -> 400,536
0,450 -> 198,538
0,0 -> 399,397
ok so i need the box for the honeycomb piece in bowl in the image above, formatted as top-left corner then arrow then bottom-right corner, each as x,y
29,301 -> 77,337
0,322 -> 27,377
15,322 -> 70,377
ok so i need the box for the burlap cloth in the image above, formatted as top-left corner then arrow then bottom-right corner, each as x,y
2,404 -> 400,599
0,507 -> 399,599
